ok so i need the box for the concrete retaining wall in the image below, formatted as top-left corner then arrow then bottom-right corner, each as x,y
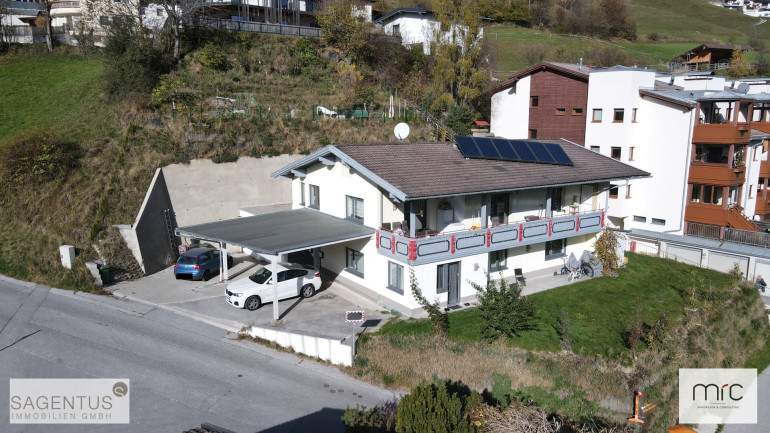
162,155 -> 302,228
245,325 -> 355,367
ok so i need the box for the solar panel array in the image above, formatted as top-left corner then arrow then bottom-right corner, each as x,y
455,136 -> 573,166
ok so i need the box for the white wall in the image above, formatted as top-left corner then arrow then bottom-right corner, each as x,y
380,14 -> 480,55
586,69 -> 692,234
490,75 -> 530,140
744,141 -> 765,219
669,75 -> 727,91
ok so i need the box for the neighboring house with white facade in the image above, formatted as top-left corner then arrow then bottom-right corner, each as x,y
263,140 -> 646,316
373,6 -> 486,55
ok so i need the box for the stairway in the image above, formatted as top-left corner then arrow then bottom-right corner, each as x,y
727,205 -> 759,231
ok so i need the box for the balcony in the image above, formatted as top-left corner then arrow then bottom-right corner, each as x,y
686,204 -> 758,230
688,164 -> 745,186
692,123 -> 751,144
755,197 -> 770,218
753,121 -> 770,135
50,1 -> 80,9
376,210 -> 605,265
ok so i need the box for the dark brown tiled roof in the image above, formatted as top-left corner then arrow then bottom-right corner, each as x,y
487,62 -> 589,95
335,140 -> 649,199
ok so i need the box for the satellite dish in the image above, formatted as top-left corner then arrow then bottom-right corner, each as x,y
394,123 -> 410,140
737,83 -> 750,94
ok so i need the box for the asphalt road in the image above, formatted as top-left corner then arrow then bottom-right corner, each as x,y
0,276 -> 394,432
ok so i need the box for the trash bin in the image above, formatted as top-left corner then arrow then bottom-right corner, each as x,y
99,265 -> 112,285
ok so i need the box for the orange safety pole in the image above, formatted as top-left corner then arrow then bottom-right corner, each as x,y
628,390 -> 645,424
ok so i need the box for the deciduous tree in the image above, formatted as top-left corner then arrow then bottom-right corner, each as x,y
316,0 -> 372,60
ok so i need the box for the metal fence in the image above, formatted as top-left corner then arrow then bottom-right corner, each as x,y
198,18 -> 320,37
724,227 -> 770,248
685,222 -> 722,240
1,26 -> 66,44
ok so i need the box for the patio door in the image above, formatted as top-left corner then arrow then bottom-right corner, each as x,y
490,193 -> 509,224
438,262 -> 461,307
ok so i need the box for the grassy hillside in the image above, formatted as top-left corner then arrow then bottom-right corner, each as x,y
489,0 -> 770,76
0,55 -> 104,147
0,36 -> 438,291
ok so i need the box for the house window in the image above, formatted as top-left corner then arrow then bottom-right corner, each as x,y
629,147 -> 635,161
573,108 -> 583,116
346,195 -> 364,223
529,129 -> 537,139
545,239 -> 566,258
309,184 -> 319,209
300,181 -> 305,206
632,108 -> 638,123
614,108 -> 625,122
755,147 -> 761,161
156,7 -> 163,16
556,108 -> 566,116
691,184 -> 701,202
392,24 -> 400,36
592,109 -> 602,122
345,248 -> 364,277
609,186 -> 619,199
387,262 -> 404,295
590,146 -> 600,153
611,147 -> 621,160
633,215 -> 646,222
652,218 -> 665,225
489,249 -> 507,272
530,96 -> 539,108
700,185 -> 723,205
749,185 -> 754,199
625,185 -> 632,199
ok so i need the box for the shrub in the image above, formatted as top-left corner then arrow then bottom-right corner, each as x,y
593,228 -> 619,276
443,104 -> 475,136
342,398 -> 398,433
471,274 -> 538,342
395,381 -> 478,433
409,268 -> 449,336
199,43 -> 230,71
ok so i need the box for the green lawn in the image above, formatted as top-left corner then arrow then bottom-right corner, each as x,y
0,55 -> 103,147
378,253 -> 737,356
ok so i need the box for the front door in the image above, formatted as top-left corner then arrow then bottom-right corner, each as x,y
438,262 -> 461,307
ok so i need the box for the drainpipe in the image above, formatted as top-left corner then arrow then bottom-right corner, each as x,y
664,107 -> 696,236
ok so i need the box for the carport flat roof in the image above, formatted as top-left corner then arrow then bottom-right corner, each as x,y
175,208 -> 374,255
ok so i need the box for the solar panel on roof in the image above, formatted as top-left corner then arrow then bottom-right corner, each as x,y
453,136 -> 572,166
544,142 -> 572,165
528,141 -> 555,163
492,138 -> 519,159
456,136 -> 482,157
475,137 -> 501,158
509,140 -> 537,161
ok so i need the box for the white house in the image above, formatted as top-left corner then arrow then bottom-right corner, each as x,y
265,140 -> 646,316
373,6 -> 485,55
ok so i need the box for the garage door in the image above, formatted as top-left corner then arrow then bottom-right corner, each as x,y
665,244 -> 702,267
707,252 -> 748,275
753,260 -> 770,282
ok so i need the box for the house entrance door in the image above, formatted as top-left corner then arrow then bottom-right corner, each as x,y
439,261 -> 461,307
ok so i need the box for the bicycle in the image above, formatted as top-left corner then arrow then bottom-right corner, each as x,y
567,262 -> 594,283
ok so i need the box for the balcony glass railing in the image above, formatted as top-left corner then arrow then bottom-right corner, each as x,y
376,210 -> 605,265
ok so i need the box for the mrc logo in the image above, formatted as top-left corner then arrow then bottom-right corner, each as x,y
692,383 -> 744,402
679,368 -> 757,424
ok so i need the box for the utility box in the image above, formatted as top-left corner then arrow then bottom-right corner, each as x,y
59,245 -> 75,269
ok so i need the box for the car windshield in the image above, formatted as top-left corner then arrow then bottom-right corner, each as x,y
249,267 -> 272,285
178,256 -> 198,265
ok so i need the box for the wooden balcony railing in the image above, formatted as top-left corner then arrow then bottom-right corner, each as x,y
688,164 -> 745,186
692,123 -> 751,144
376,210 -> 605,265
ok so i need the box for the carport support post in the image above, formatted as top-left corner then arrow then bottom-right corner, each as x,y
271,253 -> 287,322
220,242 -> 228,282
313,248 -> 321,271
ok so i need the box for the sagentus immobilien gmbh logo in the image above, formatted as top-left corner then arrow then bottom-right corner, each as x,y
679,368 -> 757,424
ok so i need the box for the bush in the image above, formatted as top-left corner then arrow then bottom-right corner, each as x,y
471,274 -> 538,342
0,132 -> 81,188
395,381 -> 478,433
342,398 -> 399,433
443,104 -> 476,136
199,43 -> 230,71
593,228 -> 619,276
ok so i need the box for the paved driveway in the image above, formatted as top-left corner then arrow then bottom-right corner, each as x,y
109,255 -> 391,340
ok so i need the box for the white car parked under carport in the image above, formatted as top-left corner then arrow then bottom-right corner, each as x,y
225,262 -> 321,311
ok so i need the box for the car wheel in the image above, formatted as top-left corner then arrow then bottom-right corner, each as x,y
203,270 -> 211,281
300,284 -> 316,298
245,296 -> 261,311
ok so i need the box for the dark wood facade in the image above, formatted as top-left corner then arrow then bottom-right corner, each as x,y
528,70 -> 588,145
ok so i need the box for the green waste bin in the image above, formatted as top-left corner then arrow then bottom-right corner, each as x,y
99,265 -> 112,285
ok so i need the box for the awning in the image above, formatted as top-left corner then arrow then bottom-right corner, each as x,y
175,208 -> 375,255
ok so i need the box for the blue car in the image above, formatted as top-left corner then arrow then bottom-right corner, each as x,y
174,248 -> 233,280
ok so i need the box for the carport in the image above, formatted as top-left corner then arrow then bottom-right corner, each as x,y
175,208 -> 374,320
